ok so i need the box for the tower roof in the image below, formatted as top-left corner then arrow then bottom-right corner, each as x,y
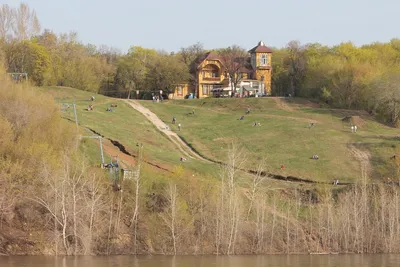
248,41 -> 273,53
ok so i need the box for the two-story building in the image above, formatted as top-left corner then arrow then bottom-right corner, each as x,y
170,41 -> 273,99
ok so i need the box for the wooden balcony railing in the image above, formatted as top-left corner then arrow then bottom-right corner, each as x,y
203,77 -> 222,81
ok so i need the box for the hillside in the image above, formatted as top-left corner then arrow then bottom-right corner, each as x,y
2,85 -> 400,256
140,97 -> 400,184
41,87 -> 219,175
42,86 -> 400,184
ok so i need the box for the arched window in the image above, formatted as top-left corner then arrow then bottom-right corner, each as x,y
260,54 -> 268,66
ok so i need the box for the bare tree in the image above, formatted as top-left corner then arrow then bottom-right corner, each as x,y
12,3 -> 41,41
33,159 -> 71,255
245,160 -> 266,220
130,144 -> 143,254
286,41 -> 307,97
0,4 -> 14,40
218,45 -> 249,97
216,141 -> 246,255
83,173 -> 104,255
161,183 -> 178,255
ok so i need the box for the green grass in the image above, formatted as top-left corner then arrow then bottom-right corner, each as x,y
41,86 -> 400,185
40,86 -> 217,177
140,97 -> 400,183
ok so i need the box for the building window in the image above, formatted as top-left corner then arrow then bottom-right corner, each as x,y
212,72 -> 218,78
177,86 -> 183,96
260,54 -> 268,66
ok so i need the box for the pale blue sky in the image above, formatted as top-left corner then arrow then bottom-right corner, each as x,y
3,0 -> 400,52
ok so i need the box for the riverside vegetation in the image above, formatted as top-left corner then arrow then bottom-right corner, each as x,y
1,2 -> 400,256
1,79 -> 400,256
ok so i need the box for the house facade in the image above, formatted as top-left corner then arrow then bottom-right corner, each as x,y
170,41 -> 273,99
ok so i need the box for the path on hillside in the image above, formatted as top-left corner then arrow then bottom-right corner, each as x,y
348,143 -> 371,180
82,126 -> 171,172
124,100 -> 211,163
97,138 -> 136,167
125,100 -> 340,185
273,97 -> 295,112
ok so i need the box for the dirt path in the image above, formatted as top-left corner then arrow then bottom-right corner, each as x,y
124,100 -> 212,163
273,97 -> 295,112
96,138 -> 136,168
123,100 -> 344,185
348,143 -> 371,179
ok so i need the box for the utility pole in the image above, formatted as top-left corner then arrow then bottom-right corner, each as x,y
73,103 -> 78,129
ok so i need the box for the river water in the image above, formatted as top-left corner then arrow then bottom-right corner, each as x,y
0,254 -> 399,267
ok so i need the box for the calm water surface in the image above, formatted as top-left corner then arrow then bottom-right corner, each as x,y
1,255 -> 399,267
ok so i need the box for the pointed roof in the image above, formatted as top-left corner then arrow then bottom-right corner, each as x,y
248,41 -> 273,53
196,52 -> 222,70
204,51 -> 221,60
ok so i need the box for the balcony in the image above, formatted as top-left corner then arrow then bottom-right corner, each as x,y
203,76 -> 222,82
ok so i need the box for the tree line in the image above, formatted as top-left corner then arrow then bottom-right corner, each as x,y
272,40 -> 400,125
2,3 -> 400,125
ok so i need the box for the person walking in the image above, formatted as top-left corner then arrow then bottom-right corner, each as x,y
172,117 -> 176,124
178,123 -> 181,131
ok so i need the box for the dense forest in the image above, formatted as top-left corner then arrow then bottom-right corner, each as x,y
1,3 -> 400,256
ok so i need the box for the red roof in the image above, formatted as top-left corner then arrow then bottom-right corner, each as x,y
205,52 -> 221,60
248,41 -> 273,53
196,52 -> 222,70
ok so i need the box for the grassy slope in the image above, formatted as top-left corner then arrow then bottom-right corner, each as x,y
40,86 -> 217,178
141,97 -> 400,183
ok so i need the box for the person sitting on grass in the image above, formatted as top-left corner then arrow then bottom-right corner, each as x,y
238,116 -> 244,120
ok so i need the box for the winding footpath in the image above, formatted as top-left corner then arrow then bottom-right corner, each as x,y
124,99 -> 371,185
348,143 -> 371,180
124,100 -> 211,163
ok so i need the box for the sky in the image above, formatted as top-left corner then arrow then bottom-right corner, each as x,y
3,0 -> 400,53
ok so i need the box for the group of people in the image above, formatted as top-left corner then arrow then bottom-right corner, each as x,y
172,117 -> 181,130
238,107 -> 261,128
152,95 -> 163,103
